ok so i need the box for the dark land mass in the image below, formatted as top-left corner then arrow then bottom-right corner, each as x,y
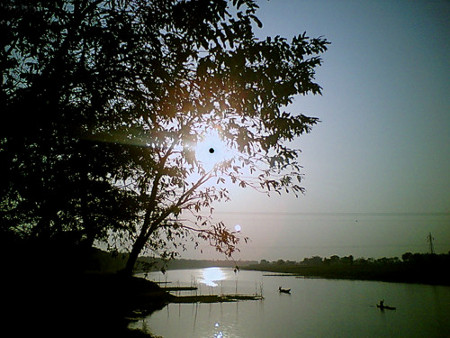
3,243 -> 166,337
5,269 -> 261,338
2,239 -> 259,337
244,253 -> 450,286
5,273 -> 161,337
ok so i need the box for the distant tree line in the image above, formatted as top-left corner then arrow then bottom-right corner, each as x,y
248,252 -> 450,285
258,252 -> 450,267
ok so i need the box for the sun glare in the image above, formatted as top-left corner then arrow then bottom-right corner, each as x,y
195,130 -> 232,172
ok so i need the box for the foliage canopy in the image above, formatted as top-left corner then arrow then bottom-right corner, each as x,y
0,0 -> 329,273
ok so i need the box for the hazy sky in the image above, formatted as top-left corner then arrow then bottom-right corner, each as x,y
186,0 -> 450,261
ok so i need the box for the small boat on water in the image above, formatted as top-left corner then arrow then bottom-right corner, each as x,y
278,287 -> 291,294
377,301 -> 396,310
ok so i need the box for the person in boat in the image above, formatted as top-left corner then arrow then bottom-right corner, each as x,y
279,286 -> 290,293
377,299 -> 396,310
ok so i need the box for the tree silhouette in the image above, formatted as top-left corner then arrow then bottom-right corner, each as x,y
1,0 -> 329,275
1,0 -> 143,246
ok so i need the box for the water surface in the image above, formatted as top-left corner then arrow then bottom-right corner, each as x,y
130,268 -> 450,337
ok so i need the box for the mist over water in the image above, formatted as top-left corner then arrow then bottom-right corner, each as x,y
130,268 -> 450,337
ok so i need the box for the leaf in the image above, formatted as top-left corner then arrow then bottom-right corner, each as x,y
249,14 -> 262,28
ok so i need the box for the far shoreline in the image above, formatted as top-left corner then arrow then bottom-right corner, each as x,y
242,262 -> 450,287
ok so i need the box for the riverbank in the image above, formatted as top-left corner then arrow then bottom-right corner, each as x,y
244,260 -> 450,286
4,269 -> 263,337
4,272 -> 163,337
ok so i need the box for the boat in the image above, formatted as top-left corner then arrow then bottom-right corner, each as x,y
377,303 -> 396,310
278,287 -> 291,294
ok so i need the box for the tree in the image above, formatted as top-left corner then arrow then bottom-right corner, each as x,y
329,255 -> 340,265
341,255 -> 354,265
302,256 -> 323,266
1,0 -> 142,246
1,0 -> 329,275
402,252 -> 413,263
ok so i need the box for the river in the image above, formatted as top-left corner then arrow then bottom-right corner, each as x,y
129,268 -> 450,337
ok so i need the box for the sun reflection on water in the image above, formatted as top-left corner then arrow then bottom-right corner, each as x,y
200,267 -> 226,287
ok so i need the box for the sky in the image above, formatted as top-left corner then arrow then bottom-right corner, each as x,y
187,0 -> 450,261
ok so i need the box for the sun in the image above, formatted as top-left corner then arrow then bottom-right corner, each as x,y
195,130 -> 231,172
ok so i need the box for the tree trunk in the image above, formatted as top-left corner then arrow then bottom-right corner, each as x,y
123,211 -> 153,276
123,236 -> 145,276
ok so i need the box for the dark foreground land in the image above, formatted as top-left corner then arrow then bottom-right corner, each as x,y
2,237 -> 163,337
2,242 -> 261,337
244,253 -> 450,286
4,270 -> 262,337
4,271 -> 167,337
